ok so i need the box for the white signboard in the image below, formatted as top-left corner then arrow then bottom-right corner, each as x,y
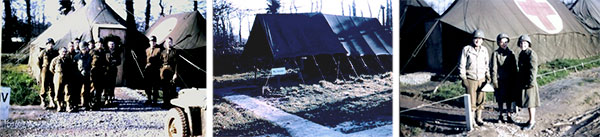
271,67 -> 286,76
0,87 -> 10,120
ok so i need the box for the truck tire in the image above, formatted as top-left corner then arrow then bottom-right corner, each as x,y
165,107 -> 190,137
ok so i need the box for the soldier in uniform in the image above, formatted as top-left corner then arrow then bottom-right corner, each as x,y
76,43 -> 93,110
517,34 -> 539,130
458,30 -> 491,127
87,40 -> 96,51
490,33 -> 518,123
50,47 -> 75,112
145,36 -> 162,105
160,37 -> 178,108
38,38 -> 57,109
105,40 -> 121,106
90,39 -> 107,110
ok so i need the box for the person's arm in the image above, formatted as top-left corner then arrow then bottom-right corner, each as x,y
528,51 -> 538,87
459,47 -> 468,80
49,58 -> 56,74
490,51 -> 498,88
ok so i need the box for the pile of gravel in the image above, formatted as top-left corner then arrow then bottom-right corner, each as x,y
399,72 -> 434,85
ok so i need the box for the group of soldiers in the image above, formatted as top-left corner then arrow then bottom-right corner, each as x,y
37,37 -> 120,112
459,30 -> 539,130
144,36 -> 178,108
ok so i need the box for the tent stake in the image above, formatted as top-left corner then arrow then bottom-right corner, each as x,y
293,58 -> 306,84
346,56 -> 360,78
360,56 -> 371,74
331,55 -> 346,82
312,55 -> 326,80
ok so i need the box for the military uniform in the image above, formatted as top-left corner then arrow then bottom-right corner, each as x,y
90,48 -> 107,109
458,30 -> 490,126
145,46 -> 162,104
160,48 -> 177,108
105,48 -> 121,105
50,53 -> 75,112
38,47 -> 57,109
518,48 -> 540,108
491,34 -> 519,110
75,50 -> 92,109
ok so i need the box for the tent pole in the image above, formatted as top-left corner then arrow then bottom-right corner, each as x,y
360,56 -> 371,74
331,54 -> 346,82
312,55 -> 326,80
293,58 -> 306,84
346,56 -> 360,78
375,55 -> 386,72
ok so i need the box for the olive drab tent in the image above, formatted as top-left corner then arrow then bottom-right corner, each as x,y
25,0 -> 149,87
242,13 -> 392,81
570,0 -> 600,34
243,13 -> 392,59
400,0 -> 443,73
415,0 -> 600,73
145,11 -> 207,88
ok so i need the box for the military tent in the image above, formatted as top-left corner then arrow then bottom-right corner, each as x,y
145,11 -> 206,88
399,0 -> 443,73
242,13 -> 392,78
570,0 -> 600,34
409,0 -> 600,73
243,13 -> 392,59
25,0 -> 149,87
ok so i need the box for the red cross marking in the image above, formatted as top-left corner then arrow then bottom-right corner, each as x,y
517,0 -> 557,30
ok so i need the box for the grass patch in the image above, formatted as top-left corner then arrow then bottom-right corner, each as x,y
425,80 -> 496,105
538,55 -> 600,86
400,123 -> 422,136
1,64 -> 40,105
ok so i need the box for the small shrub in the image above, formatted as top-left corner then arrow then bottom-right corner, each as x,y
1,64 -> 40,105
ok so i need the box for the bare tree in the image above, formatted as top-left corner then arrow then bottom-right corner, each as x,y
341,0 -> 344,16
159,0 -> 164,16
144,0 -> 151,31
267,0 -> 280,14
25,0 -> 32,41
352,0 -> 356,16
366,0 -> 372,17
59,0 -> 74,15
194,0 -> 198,11
3,0 -> 14,45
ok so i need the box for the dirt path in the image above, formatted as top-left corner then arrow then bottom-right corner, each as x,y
401,67 -> 600,136
0,87 -> 166,136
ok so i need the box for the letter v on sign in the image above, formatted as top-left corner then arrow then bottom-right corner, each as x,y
1,92 -> 8,102
514,0 -> 563,34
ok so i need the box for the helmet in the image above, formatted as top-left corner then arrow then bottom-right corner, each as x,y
149,36 -> 157,42
473,30 -> 485,39
496,33 -> 509,43
518,34 -> 531,46
46,38 -> 55,45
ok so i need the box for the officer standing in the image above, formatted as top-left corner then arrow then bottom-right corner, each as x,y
160,37 -> 178,108
105,40 -> 121,106
517,34 -> 540,130
50,47 -> 75,112
90,39 -> 107,110
490,33 -> 518,123
145,36 -> 162,105
38,38 -> 57,110
76,43 -> 93,110
458,30 -> 491,127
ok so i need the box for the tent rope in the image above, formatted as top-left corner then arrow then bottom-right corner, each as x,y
179,54 -> 206,73
400,19 -> 439,74
130,50 -> 145,79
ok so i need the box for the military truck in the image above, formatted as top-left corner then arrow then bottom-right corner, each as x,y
165,88 -> 206,137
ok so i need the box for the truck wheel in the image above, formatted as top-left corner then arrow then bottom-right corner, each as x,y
165,107 -> 190,137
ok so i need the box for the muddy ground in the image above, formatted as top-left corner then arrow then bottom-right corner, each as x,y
213,71 -> 393,136
401,68 -> 600,136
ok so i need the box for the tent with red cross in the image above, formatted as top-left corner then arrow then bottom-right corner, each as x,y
402,0 -> 600,73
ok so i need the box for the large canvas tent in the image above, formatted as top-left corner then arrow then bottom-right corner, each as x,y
570,0 -> 600,34
145,11 -> 207,88
243,13 -> 392,59
406,0 -> 600,73
400,0 -> 442,73
25,0 -> 149,87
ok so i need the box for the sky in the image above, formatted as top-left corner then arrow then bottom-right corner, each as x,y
7,0 -> 203,32
226,0 -> 391,41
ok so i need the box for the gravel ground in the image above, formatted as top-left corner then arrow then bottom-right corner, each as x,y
0,88 -> 167,136
399,72 -> 434,85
